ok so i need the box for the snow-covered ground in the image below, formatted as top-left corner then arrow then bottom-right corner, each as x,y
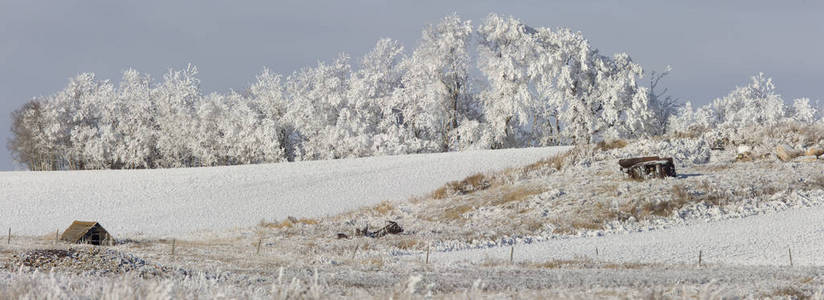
435,205 -> 824,266
0,146 -> 570,236
3,139 -> 824,298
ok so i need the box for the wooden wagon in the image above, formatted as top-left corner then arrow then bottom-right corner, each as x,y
618,156 -> 676,180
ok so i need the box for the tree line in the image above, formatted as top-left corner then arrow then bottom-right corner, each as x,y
12,13 -> 775,171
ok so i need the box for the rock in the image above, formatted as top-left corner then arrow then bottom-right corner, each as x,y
736,145 -> 751,154
775,145 -> 803,162
805,147 -> 824,158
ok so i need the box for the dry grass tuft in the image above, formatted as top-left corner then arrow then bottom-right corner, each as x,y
802,175 -> 824,191
552,181 -> 735,235
499,186 -> 545,204
260,217 -> 318,229
373,201 -> 394,215
517,144 -> 592,177
432,173 -> 492,199
522,155 -> 565,173
526,258 -> 657,270
441,204 -> 474,221
595,139 -> 628,152
669,126 -> 707,140
626,182 -> 726,220
533,259 -> 591,269
390,237 -> 421,250
362,256 -> 385,269
552,219 -> 603,235
764,286 -> 810,300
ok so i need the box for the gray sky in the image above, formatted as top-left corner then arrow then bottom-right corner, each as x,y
1,0 -> 822,170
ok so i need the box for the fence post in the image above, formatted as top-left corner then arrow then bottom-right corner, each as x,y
351,244 -> 359,260
171,239 -> 176,256
55,229 -> 59,244
510,245 -> 514,264
256,239 -> 262,255
698,250 -> 702,267
596,247 -> 599,256
425,244 -> 430,264
788,248 -> 793,267
7,228 -> 9,244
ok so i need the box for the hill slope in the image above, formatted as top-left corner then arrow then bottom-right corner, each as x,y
0,146 -> 570,236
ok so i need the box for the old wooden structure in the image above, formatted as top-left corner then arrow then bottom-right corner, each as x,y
356,220 -> 404,238
60,221 -> 114,246
618,156 -> 677,180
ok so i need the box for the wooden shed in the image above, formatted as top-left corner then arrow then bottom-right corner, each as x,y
60,221 -> 114,245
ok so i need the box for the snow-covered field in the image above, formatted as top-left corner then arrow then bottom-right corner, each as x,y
3,141 -> 824,298
435,205 -> 824,266
0,146 -> 569,236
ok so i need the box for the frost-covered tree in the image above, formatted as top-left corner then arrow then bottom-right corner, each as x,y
477,14 -> 545,148
646,66 -> 680,135
9,13 -> 687,171
45,73 -> 116,169
666,73 -> 824,146
154,65 -> 201,168
8,100 -> 47,170
285,54 -> 351,160
710,73 -> 785,130
249,69 -> 291,161
396,15 -> 474,152
478,14 -> 657,146
789,97 -> 817,124
194,92 -> 283,166
113,69 -> 157,168
346,38 -> 417,156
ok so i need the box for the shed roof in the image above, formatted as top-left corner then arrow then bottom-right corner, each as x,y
61,220 -> 108,243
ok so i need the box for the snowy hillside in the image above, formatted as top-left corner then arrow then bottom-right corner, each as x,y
434,205 -> 824,266
0,146 -> 569,236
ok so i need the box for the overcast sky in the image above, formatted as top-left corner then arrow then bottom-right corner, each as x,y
1,0 -> 822,170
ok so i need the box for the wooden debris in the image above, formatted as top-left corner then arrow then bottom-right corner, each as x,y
618,156 -> 676,180
356,220 -> 404,238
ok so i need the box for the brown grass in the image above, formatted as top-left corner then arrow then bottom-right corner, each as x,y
552,219 -> 603,235
526,258 -> 657,270
441,204 -> 474,221
260,217 -> 318,229
551,181 -> 734,234
522,154 -> 566,173
764,286 -> 810,300
514,144 -> 592,179
362,256 -> 385,269
802,175 -> 824,191
390,237 -> 421,250
669,126 -> 707,140
532,259 -> 590,269
435,184 -> 545,222
595,139 -> 628,152
373,201 -> 394,215
432,173 -> 492,199
499,186 -> 544,204
619,183 -> 724,221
